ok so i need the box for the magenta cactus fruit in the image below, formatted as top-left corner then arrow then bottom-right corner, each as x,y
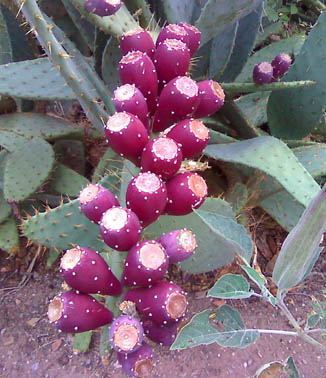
119,51 -> 158,113
166,119 -> 210,159
156,24 -> 189,48
105,111 -> 149,166
165,172 -> 208,216
178,22 -> 201,57
60,246 -> 122,296
99,206 -> 142,251
117,341 -> 154,377
125,281 -> 187,325
153,39 -> 190,85
122,240 -> 169,287
152,76 -> 199,132
156,229 -> 197,263
120,28 -> 155,59
271,53 -> 292,79
142,319 -> 180,347
140,137 -> 183,181
126,172 -> 167,227
84,0 -> 122,17
253,62 -> 274,85
109,315 -> 144,354
193,80 -> 225,118
113,84 -> 149,132
47,291 -> 113,333
79,183 -> 119,224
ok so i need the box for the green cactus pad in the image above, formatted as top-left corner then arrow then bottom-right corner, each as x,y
163,0 -> 195,23
92,149 -> 124,189
4,138 -> 55,201
0,130 -> 28,152
0,58 -> 77,100
235,92 -> 269,127
208,129 -> 236,144
53,140 -> 86,176
102,37 -> 121,94
0,217 -> 19,253
0,5 -> 12,64
268,12 -> 326,139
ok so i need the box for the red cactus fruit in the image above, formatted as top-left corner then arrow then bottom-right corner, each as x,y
165,172 -> 208,216
99,206 -> 142,251
193,80 -> 225,118
105,111 -> 149,166
84,0 -> 122,17
47,291 -> 113,333
166,118 -> 209,159
156,24 -> 189,48
140,137 -> 182,181
152,76 -> 199,132
60,246 -> 122,296
120,28 -> 155,59
156,228 -> 197,263
124,281 -> 187,325
117,341 -> 154,377
79,183 -> 119,224
253,62 -> 273,85
119,51 -> 158,113
153,39 -> 190,85
142,319 -> 180,347
126,172 -> 167,227
178,22 -> 201,57
271,53 -> 292,79
122,240 -> 169,287
109,315 -> 144,354
113,84 -> 149,132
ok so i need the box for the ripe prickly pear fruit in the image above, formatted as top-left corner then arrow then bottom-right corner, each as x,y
157,229 -> 197,264
119,51 -> 158,113
193,80 -> 225,118
165,172 -> 208,216
125,282 -> 187,325
99,206 -> 142,251
126,172 -> 167,227
178,22 -> 201,57
156,24 -> 189,48
122,240 -> 169,287
271,53 -> 292,79
60,246 -> 122,296
47,291 -> 113,333
113,84 -> 149,132
120,28 -> 155,59
117,341 -> 154,377
152,76 -> 199,132
153,39 -> 190,85
140,137 -> 183,181
142,319 -> 180,347
253,62 -> 273,85
105,111 -> 149,166
84,0 -> 122,17
79,183 -> 119,224
109,315 -> 144,354
166,119 -> 209,159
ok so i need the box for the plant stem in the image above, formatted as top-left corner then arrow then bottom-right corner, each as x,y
255,329 -> 297,336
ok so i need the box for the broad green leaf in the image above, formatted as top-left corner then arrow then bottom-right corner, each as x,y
207,274 -> 253,299
73,331 -> 92,353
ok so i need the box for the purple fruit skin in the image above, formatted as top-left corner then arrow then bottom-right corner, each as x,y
153,39 -> 190,85
122,240 -> 169,287
120,28 -> 155,59
113,84 -> 149,132
193,80 -> 225,118
166,118 -> 210,159
99,207 -> 142,251
126,172 -> 167,227
79,184 -> 119,224
178,22 -> 201,57
60,246 -> 122,296
272,53 -> 292,79
165,172 -> 208,216
49,291 -> 113,333
142,319 -> 179,347
152,76 -> 199,132
156,229 -> 196,264
105,111 -> 149,166
84,0 -> 122,17
119,51 -> 158,113
109,315 -> 144,353
156,24 -> 189,48
253,62 -> 273,85
117,341 -> 153,377
140,137 -> 183,181
124,281 -> 187,325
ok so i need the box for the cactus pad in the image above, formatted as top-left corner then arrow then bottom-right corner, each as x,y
0,217 -> 19,253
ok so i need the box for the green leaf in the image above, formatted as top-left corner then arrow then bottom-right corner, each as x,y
283,356 -> 299,378
207,274 -> 253,299
306,313 -> 320,329
73,331 -> 92,353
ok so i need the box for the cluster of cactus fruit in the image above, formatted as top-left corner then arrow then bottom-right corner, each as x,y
253,53 -> 292,85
